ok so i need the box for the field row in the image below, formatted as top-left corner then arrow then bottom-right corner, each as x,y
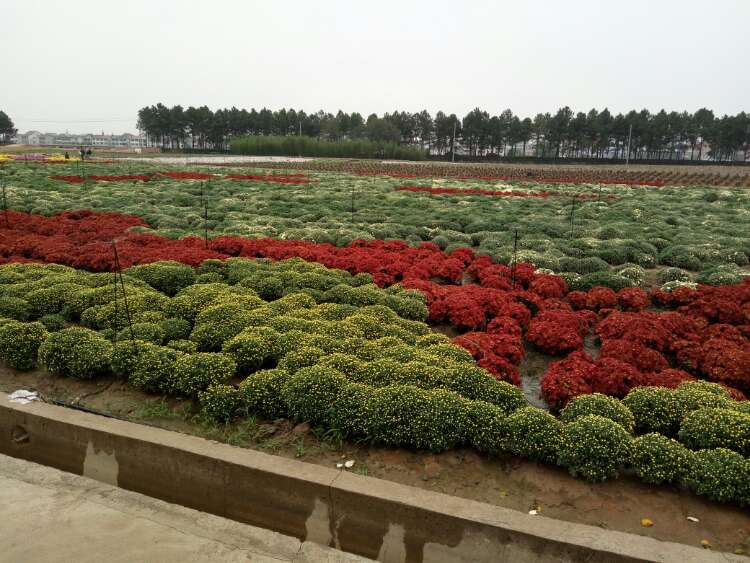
1,260 -> 749,507
243,159 -> 750,187
4,163 -> 749,283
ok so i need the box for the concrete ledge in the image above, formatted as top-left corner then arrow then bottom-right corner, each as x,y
0,394 -> 740,562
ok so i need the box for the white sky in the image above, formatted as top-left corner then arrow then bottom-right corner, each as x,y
3,0 -> 748,134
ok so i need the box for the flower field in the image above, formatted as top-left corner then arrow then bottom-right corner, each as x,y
0,159 -> 749,508
4,162 -> 749,285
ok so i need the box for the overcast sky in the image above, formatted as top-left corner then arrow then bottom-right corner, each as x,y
3,0 -> 748,134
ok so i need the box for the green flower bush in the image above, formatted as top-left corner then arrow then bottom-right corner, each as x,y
557,415 -> 633,482
171,352 -> 236,396
116,322 -> 165,345
160,317 -> 192,342
130,343 -> 184,393
560,393 -> 635,433
39,313 -> 66,332
678,408 -> 750,456
623,387 -> 682,435
656,267 -> 690,284
239,368 -> 289,419
199,384 -> 242,422
166,339 -> 197,353
125,261 -> 196,296
0,320 -> 48,370
630,433 -> 693,485
223,326 -> 280,372
0,296 -> 32,321
467,401 -> 509,454
38,327 -> 113,379
673,381 -> 733,417
505,407 -> 562,464
685,448 -> 750,505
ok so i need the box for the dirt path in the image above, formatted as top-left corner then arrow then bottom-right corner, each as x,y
1,366 -> 748,556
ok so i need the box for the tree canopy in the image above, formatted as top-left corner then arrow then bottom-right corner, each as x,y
136,104 -> 750,161
0,111 -> 16,144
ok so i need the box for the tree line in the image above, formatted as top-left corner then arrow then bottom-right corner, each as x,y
137,104 -> 750,161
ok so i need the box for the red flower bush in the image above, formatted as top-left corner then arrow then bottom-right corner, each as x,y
598,339 -> 669,373
159,172 -> 216,180
616,287 -> 650,311
585,287 -> 618,310
530,275 -> 568,299
541,352 -> 597,409
486,316 -> 523,338
527,310 -> 592,355
589,358 -> 649,398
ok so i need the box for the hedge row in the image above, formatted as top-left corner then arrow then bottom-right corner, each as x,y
200,369 -> 750,506
1,262 -> 748,506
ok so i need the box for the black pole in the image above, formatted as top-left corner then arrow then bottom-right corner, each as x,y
202,182 -> 209,248
1,182 -> 8,228
112,256 -> 119,341
511,228 -> 519,290
111,242 -> 135,342
569,197 -> 576,238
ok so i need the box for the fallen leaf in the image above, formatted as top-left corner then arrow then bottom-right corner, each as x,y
640,518 -> 654,527
701,540 -> 712,549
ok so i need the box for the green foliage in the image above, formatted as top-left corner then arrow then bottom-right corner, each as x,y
171,352 -> 236,395
571,271 -> 633,291
685,448 -> 750,505
282,365 -> 348,423
38,327 -> 113,379
231,135 -> 427,160
223,327 -> 280,372
125,261 -> 196,296
656,267 -> 690,284
0,320 -> 48,370
239,368 -> 288,419
39,313 -> 66,332
505,407 -> 562,464
467,401 -> 508,454
160,317 -> 192,342
695,264 -> 744,286
560,393 -> 635,433
630,433 -> 693,485
277,346 -> 326,373
127,343 -> 183,393
558,415 -> 632,482
678,408 -> 750,456
0,296 -> 32,321
199,384 -> 242,423
673,381 -> 733,418
165,339 -> 197,353
369,386 -> 472,451
116,322 -> 165,345
623,387 -> 682,436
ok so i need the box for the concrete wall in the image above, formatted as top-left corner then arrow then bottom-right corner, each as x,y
0,395 -> 739,563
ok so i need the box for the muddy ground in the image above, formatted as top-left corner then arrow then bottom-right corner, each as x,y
1,366 -> 748,556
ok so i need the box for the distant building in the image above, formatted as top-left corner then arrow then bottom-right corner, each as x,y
15,131 -> 148,148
